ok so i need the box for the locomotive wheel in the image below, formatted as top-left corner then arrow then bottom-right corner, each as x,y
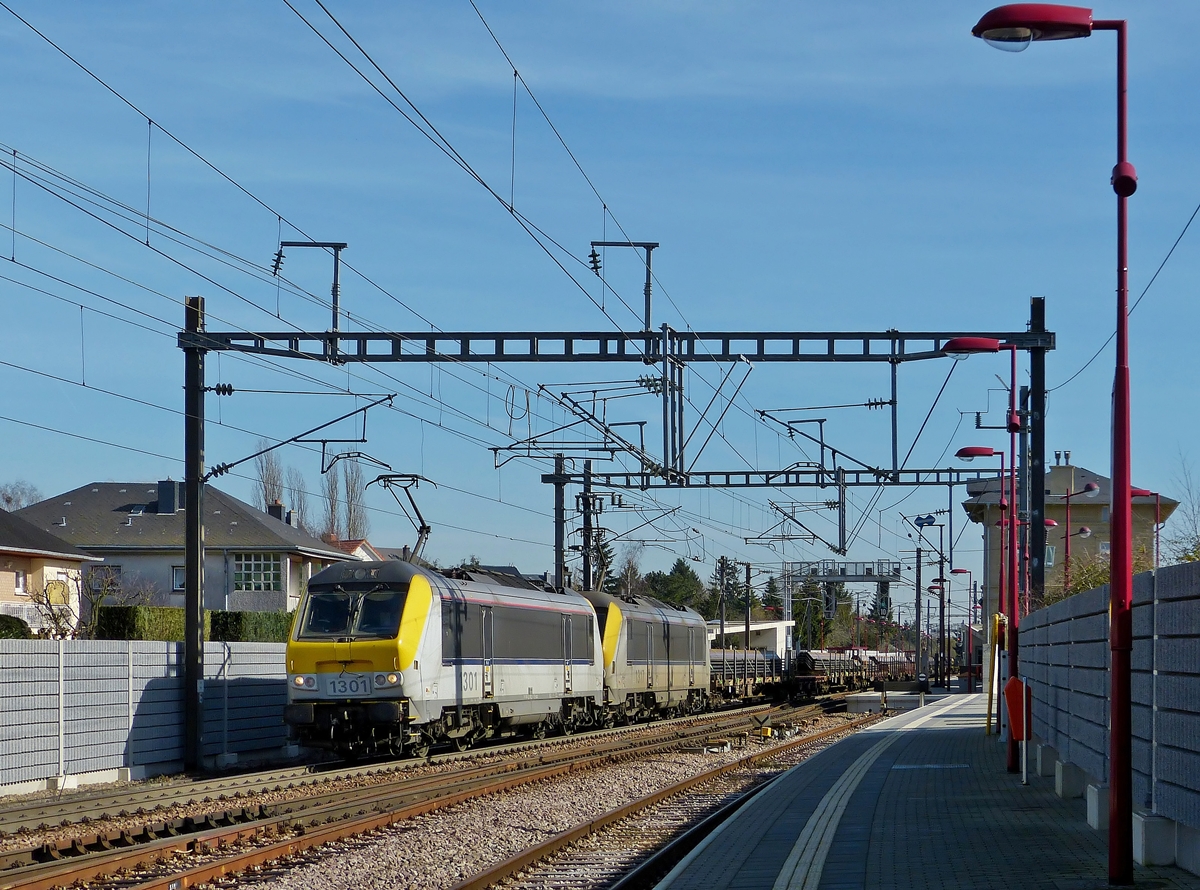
452,736 -> 471,752
409,744 -> 431,759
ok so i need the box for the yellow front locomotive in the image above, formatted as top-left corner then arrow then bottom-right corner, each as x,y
284,559 -> 433,758
284,559 -> 606,759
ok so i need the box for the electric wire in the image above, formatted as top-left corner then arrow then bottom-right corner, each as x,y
1050,197 -> 1200,392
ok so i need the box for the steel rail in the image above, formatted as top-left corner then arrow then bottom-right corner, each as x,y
447,714 -> 878,890
0,704 -> 812,890
0,700 -> 780,835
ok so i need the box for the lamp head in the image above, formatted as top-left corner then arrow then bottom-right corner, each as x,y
972,4 -> 1094,52
1084,481 -> 1101,498
1131,487 -> 1153,498
956,445 -> 996,462
1078,526 -> 1093,539
951,568 -> 970,575
1044,518 -> 1059,528
942,337 -> 1001,360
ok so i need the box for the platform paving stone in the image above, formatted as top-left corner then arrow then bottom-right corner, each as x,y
657,694 -> 1200,890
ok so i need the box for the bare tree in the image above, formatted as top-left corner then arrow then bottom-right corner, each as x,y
616,543 -> 645,597
253,441 -> 284,511
1166,452 -> 1200,563
322,468 -> 342,541
28,568 -> 155,639
343,459 -> 370,540
285,466 -> 311,534
0,479 -> 42,511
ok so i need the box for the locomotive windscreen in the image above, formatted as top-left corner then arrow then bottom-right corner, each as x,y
297,587 -> 408,640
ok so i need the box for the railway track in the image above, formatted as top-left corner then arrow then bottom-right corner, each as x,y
455,714 -> 878,890
0,700 -> 801,839
0,700 -> 844,890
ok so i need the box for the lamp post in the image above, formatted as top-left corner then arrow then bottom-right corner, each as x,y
958,442 -> 1019,771
952,567 -> 974,691
971,4 -> 1136,881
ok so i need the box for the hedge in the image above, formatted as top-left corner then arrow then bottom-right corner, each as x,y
210,609 -> 294,642
0,614 -> 31,639
95,607 -> 294,642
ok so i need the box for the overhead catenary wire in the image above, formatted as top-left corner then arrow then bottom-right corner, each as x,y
1,3 -> 936,571
0,7 -> 755,562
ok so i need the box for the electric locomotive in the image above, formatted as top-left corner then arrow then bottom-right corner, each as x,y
580,588 -> 710,721
284,559 -> 602,758
283,559 -> 711,759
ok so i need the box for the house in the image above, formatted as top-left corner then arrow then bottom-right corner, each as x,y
329,538 -> 385,562
17,481 -> 352,612
961,458 -> 1177,621
0,509 -> 95,633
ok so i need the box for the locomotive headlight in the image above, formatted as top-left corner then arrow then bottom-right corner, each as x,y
374,672 -> 401,688
291,674 -> 317,690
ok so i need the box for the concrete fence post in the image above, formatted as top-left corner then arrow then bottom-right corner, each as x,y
57,638 -> 64,779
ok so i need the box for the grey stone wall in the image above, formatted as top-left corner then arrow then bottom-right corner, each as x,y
1020,561 -> 1200,829
0,640 -> 287,789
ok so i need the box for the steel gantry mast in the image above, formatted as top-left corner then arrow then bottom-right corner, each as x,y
179,301 -> 1053,764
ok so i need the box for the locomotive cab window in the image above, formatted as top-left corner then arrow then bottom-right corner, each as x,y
297,586 -> 409,640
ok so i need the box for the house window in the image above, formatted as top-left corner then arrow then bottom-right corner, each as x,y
234,553 -> 282,592
1100,541 -> 1111,556
172,566 -> 186,592
88,565 -> 122,592
1045,545 -> 1056,568
13,570 -> 25,595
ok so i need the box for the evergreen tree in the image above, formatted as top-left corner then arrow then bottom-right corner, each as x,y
646,558 -> 711,615
762,575 -> 782,617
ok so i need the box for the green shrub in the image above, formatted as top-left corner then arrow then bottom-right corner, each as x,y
210,610 -> 294,642
94,606 -> 292,642
95,605 -> 209,641
0,614 -> 31,639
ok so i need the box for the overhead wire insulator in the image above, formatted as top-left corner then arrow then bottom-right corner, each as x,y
213,383 -> 234,396
637,375 -> 664,394
588,247 -> 602,275
271,249 -> 285,276
866,397 -> 890,410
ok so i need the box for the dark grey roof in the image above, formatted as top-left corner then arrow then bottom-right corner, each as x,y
0,509 -> 93,561
16,482 -> 347,559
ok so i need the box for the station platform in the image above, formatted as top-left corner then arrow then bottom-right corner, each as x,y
657,694 -> 1200,890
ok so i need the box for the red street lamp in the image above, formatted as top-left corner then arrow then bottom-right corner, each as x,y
960,439 -> 1017,772
951,567 -> 976,691
972,4 -> 1136,881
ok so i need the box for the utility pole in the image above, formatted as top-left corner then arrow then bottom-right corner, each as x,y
581,460 -> 593,590
915,546 -> 923,682
939,542 -> 947,689
1029,297 -> 1048,605
741,561 -> 752,696
543,454 -> 567,589
183,296 -> 206,772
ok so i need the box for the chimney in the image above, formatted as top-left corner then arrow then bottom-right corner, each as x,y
267,499 -> 285,522
157,479 -> 184,514
285,509 -> 296,527
1064,450 -> 1071,466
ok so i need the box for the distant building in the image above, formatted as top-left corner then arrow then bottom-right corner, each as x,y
0,509 -> 94,633
961,460 -> 1176,624
328,538 -> 384,562
18,481 -> 349,612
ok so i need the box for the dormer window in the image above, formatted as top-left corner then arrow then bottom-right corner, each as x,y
130,505 -> 145,516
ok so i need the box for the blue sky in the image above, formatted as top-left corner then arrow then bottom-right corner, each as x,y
2,2 -> 1198,607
